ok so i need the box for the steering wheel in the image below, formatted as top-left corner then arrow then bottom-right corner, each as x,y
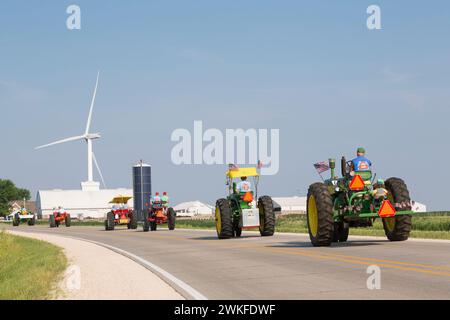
341,156 -> 353,177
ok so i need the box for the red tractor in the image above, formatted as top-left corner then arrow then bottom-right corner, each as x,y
105,196 -> 137,231
143,192 -> 176,232
49,207 -> 71,228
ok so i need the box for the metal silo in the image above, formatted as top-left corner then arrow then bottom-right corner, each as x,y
133,160 -> 152,221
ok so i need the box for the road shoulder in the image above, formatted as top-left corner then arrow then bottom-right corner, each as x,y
7,230 -> 184,300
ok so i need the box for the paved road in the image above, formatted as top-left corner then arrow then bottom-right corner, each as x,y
4,225 -> 450,300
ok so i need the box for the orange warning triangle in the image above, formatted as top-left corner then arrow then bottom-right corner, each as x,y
378,200 -> 396,218
349,175 -> 365,190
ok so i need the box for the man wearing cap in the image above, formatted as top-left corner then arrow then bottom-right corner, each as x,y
351,147 -> 372,172
161,192 -> 169,208
152,192 -> 161,203
236,176 -> 252,193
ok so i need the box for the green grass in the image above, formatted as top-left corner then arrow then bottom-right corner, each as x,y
176,213 -> 450,240
0,231 -> 67,300
1,220 -> 105,227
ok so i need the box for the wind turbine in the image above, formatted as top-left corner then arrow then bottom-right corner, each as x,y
35,72 -> 107,190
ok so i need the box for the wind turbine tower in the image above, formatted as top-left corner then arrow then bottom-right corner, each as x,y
35,72 -> 106,191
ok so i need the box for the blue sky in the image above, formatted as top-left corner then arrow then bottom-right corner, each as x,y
1,1 -> 450,210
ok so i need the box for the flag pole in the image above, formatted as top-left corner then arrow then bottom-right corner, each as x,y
318,172 -> 325,182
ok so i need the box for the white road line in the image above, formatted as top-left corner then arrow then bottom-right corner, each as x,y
69,236 -> 208,301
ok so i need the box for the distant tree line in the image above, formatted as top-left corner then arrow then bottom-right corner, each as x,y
0,179 -> 31,217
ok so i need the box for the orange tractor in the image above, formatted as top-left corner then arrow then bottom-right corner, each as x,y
50,207 -> 71,228
105,196 -> 137,231
143,192 -> 176,232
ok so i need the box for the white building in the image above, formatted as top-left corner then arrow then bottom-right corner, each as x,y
272,196 -> 307,213
411,201 -> 427,213
36,188 -> 133,219
272,196 -> 427,214
173,201 -> 214,217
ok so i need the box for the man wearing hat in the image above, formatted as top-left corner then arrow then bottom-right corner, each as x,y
351,147 -> 372,172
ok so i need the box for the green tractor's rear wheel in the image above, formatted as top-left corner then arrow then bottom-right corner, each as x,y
332,222 -> 349,243
12,213 -> 20,227
307,183 -> 334,247
258,196 -> 275,237
383,178 -> 412,241
49,215 -> 56,228
105,211 -> 115,231
215,199 -> 233,239
143,211 -> 150,232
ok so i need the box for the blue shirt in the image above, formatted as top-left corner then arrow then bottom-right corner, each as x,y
352,156 -> 372,171
236,181 -> 252,193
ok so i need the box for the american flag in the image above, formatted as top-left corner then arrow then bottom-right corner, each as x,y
313,161 -> 330,174
257,160 -> 264,169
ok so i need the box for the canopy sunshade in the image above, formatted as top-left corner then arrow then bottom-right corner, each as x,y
227,167 -> 259,179
109,195 -> 133,204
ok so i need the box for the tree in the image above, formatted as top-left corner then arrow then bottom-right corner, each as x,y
0,179 -> 31,217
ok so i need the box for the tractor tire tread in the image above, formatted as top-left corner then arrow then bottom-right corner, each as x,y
307,183 -> 334,247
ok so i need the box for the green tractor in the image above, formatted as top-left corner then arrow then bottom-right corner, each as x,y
215,166 -> 275,239
307,157 -> 415,247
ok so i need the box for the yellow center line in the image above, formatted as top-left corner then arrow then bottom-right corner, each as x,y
307,250 -> 450,272
255,247 -> 450,278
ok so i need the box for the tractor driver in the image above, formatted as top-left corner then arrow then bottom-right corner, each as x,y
351,147 -> 372,172
161,192 -> 169,208
152,192 -> 161,203
236,176 -> 252,193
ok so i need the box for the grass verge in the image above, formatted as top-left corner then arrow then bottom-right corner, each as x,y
0,231 -> 67,300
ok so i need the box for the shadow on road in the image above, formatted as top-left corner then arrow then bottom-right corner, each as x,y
269,240 -> 386,249
191,235 -> 263,241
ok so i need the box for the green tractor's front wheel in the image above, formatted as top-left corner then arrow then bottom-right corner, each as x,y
215,199 -> 233,239
382,178 -> 412,241
307,183 -> 334,247
258,196 -> 275,237
333,222 -> 349,243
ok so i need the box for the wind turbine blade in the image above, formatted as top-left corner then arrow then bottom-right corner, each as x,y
35,135 -> 86,150
85,71 -> 100,135
92,152 -> 107,188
